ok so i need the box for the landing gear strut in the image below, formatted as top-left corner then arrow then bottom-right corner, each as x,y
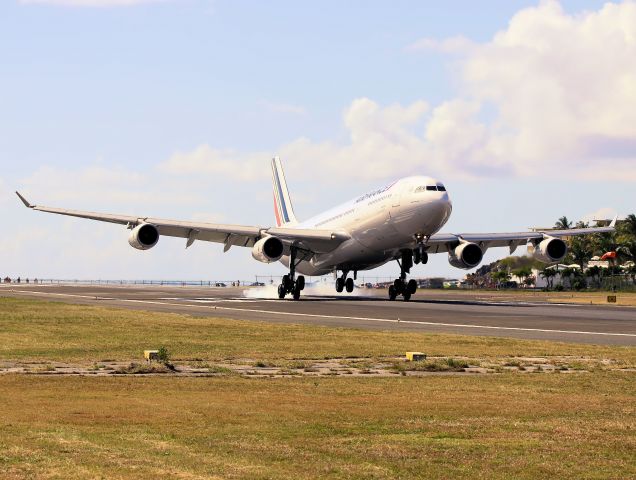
388,250 -> 418,302
278,246 -> 305,300
413,234 -> 429,265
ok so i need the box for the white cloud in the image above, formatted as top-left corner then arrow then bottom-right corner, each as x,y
160,146 -> 272,182
259,100 -> 306,116
581,207 -> 619,225
160,2 -> 636,185
19,165 -> 202,208
0,178 -> 11,205
406,35 -> 475,53
19,0 -> 170,7
453,0 -> 636,179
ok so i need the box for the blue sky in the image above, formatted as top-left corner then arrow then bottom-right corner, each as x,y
1,0 -> 634,281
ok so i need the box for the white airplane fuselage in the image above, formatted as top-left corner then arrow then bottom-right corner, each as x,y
281,176 -> 452,276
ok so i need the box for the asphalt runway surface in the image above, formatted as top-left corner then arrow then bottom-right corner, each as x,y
2,284 -> 635,346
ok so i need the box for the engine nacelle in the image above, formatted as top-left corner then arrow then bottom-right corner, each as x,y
128,223 -> 159,250
251,236 -> 284,263
448,241 -> 483,269
528,236 -> 567,263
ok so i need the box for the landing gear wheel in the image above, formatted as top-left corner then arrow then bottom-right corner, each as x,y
282,274 -> 292,291
335,278 -> 344,293
403,291 -> 411,301
345,278 -> 354,293
388,285 -> 397,301
421,251 -> 428,264
292,286 -> 301,300
277,284 -> 286,299
297,275 -> 305,291
393,279 -> 404,294
407,279 -> 418,295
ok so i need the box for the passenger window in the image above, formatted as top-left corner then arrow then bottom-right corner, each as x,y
437,185 -> 446,191
426,185 -> 437,191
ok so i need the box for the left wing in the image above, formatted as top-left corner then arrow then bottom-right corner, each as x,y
425,220 -> 617,254
15,192 -> 349,254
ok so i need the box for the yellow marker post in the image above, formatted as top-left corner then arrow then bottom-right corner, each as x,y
406,352 -> 426,362
144,350 -> 159,362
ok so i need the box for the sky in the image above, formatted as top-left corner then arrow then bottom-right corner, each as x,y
1,0 -> 634,282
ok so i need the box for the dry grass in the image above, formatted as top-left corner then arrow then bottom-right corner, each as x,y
1,298 -> 635,365
0,297 -> 635,479
0,374 -> 634,479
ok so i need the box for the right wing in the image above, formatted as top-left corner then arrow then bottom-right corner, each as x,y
16,192 -> 349,254
425,222 -> 617,254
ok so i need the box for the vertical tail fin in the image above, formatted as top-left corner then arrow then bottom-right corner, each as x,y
271,156 -> 298,226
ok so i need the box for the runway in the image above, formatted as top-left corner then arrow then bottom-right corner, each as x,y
2,284 -> 635,345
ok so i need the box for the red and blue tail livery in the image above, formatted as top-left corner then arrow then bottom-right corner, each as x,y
271,156 -> 298,227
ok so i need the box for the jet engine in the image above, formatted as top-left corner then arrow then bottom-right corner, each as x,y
528,236 -> 567,263
251,236 -> 284,263
448,241 -> 483,269
128,223 -> 160,250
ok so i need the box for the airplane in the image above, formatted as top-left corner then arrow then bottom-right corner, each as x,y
16,157 -> 616,301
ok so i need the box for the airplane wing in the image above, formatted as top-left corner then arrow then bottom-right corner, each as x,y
15,192 -> 349,254
425,220 -> 617,254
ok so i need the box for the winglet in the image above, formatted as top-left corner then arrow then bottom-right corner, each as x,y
15,191 -> 33,208
609,215 -> 618,228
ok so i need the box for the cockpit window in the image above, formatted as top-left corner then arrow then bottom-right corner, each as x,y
426,185 -> 437,191
437,184 -> 446,191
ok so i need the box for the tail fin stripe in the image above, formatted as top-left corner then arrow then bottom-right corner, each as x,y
271,156 -> 298,226
273,165 -> 290,223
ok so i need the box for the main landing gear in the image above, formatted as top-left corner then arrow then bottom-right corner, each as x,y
335,271 -> 355,293
278,247 -> 305,300
388,247 -> 427,301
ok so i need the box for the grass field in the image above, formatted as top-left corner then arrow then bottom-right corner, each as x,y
0,298 -> 635,479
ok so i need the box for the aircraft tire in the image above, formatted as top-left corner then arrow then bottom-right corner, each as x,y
388,285 -> 397,301
403,291 -> 411,301
292,287 -> 301,300
277,284 -> 286,299
345,278 -> 354,293
393,279 -> 403,294
297,275 -> 305,291
335,278 -> 344,293
407,279 -> 418,295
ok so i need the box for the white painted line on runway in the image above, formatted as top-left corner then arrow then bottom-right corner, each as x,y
5,288 -> 636,339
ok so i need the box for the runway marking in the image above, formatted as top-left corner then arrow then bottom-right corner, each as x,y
4,288 -> 636,339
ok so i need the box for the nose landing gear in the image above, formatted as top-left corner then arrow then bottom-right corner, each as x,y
388,250 -> 419,301
277,246 -> 305,300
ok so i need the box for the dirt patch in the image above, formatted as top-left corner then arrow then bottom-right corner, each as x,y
1,355 -> 622,377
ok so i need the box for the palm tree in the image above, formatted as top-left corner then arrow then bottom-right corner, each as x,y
555,216 -> 573,229
512,266 -> 532,288
569,235 -> 593,268
623,214 -> 636,236
490,270 -> 511,288
539,268 -> 557,290
560,267 -> 575,289
585,265 -> 600,288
